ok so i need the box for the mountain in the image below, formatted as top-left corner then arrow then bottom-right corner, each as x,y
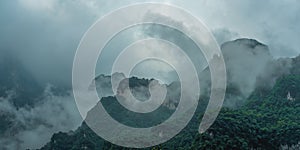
0,51 -> 80,150
0,51 -> 43,136
91,72 -> 181,111
12,38 -> 300,149
0,51 -> 43,107
190,74 -> 300,149
199,38 -> 274,108
39,74 -> 300,150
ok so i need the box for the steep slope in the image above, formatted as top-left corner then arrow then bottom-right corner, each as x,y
39,39 -> 300,149
0,51 -> 80,149
0,51 -> 43,135
40,74 -> 300,150
190,74 -> 300,149
0,51 -> 43,107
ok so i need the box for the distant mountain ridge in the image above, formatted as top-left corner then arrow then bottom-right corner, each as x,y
0,51 -> 43,107
38,38 -> 300,149
40,74 -> 300,150
1,38 -> 299,149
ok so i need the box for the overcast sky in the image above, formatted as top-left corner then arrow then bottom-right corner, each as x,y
0,0 -> 299,86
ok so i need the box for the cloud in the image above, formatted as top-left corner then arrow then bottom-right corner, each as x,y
1,0 -> 299,87
176,0 -> 300,57
0,85 -> 82,150
212,28 -> 240,45
0,1 -> 299,147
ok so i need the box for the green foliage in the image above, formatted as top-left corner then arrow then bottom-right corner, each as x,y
40,75 -> 300,150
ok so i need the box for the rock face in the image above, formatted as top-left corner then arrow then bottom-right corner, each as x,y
40,74 -> 300,150
291,55 -> 300,75
196,38 -> 299,108
91,39 -> 297,109
2,38 -> 299,149
221,38 -> 273,97
93,73 -> 181,111
196,38 -> 273,107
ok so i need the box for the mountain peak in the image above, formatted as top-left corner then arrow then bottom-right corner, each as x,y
232,38 -> 266,48
221,38 -> 270,56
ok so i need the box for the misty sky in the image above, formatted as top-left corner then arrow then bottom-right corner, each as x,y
0,1 -> 299,149
0,0 -> 299,86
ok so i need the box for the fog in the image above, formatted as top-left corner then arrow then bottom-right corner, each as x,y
0,85 -> 82,149
0,0 -> 299,149
1,0 -> 299,87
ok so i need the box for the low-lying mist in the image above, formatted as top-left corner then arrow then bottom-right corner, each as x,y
0,85 -> 82,150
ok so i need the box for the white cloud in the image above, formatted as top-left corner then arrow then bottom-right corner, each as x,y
0,85 -> 82,149
19,0 -> 56,12
175,0 -> 300,57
